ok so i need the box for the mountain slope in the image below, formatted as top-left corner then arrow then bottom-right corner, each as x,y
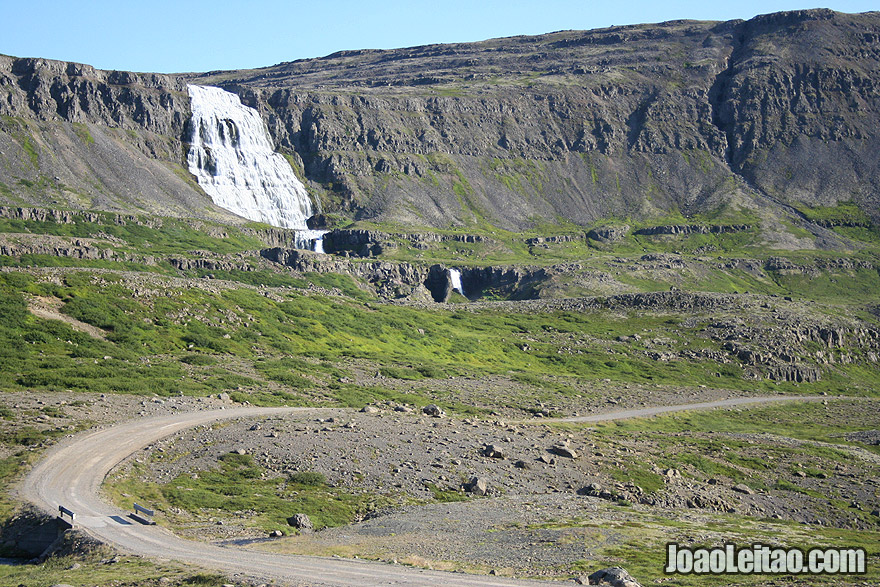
189,9 -> 880,230
0,56 -> 240,221
1,9 -> 879,232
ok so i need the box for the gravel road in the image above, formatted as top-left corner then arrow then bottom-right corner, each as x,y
549,395 -> 823,422
20,406 -> 551,586
19,395 -> 823,586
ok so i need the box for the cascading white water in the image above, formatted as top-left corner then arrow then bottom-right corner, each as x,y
186,84 -> 326,250
449,268 -> 466,297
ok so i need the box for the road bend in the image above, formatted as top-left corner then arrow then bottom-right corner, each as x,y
21,395 -> 826,586
21,407 -> 548,586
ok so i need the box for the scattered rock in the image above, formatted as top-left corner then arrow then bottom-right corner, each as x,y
464,476 -> 489,496
482,444 -> 505,459
423,404 -> 445,418
578,483 -> 615,500
583,566 -> 642,586
732,483 -> 754,495
287,513 -> 313,531
360,405 -> 380,414
514,460 -> 531,469
550,443 -> 578,459
269,530 -> 283,537
845,430 -> 880,446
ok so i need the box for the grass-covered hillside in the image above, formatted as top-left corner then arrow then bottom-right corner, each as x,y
0,205 -> 878,585
1,203 -> 879,406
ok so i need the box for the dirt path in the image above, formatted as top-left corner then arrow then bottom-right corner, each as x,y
19,395 -> 826,586
27,295 -> 107,340
545,394 -> 825,423
20,406 -> 550,586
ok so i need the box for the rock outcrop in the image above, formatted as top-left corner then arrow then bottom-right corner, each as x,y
583,567 -> 642,587
0,57 -> 234,220
633,224 -> 752,236
0,57 -> 188,133
586,226 -> 630,243
260,247 -> 432,299
260,246 -> 560,301
0,206 -> 308,249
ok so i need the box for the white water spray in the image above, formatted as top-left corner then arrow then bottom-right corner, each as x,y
186,84 -> 326,250
449,268 -> 466,297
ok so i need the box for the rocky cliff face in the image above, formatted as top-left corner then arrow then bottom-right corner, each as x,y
193,20 -> 742,227
711,10 -> 880,215
184,9 -> 880,229
0,57 -> 188,133
0,56 -> 241,220
1,9 -> 879,230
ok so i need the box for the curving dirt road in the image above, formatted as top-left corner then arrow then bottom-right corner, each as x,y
21,407 -> 550,586
549,394 -> 823,423
20,396 -> 822,586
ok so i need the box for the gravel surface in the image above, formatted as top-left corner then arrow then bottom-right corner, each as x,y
17,393 -> 880,585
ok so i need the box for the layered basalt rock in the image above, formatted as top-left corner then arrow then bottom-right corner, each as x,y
190,10 -> 880,229
0,56 -> 189,135
2,11 -> 880,231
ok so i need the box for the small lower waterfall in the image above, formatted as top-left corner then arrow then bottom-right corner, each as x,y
449,268 -> 466,297
312,234 -> 326,254
297,229 -> 328,252
186,84 -> 325,250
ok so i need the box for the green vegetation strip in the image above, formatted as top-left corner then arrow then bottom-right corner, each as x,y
3,265 -> 879,412
106,453 -> 396,535
585,399 -> 880,449
0,551 -> 232,587
555,510 -> 879,586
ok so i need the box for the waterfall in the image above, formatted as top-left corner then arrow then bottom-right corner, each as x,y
449,268 -> 466,297
313,235 -> 325,254
186,84 -> 326,250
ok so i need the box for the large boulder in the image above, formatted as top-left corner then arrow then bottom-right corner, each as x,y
422,404 -> 445,418
464,477 -> 489,496
581,566 -> 642,586
286,513 -> 313,531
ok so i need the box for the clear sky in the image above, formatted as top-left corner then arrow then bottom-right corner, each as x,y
3,1 -> 877,74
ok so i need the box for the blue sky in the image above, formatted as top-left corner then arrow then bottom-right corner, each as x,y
4,1 -> 877,73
